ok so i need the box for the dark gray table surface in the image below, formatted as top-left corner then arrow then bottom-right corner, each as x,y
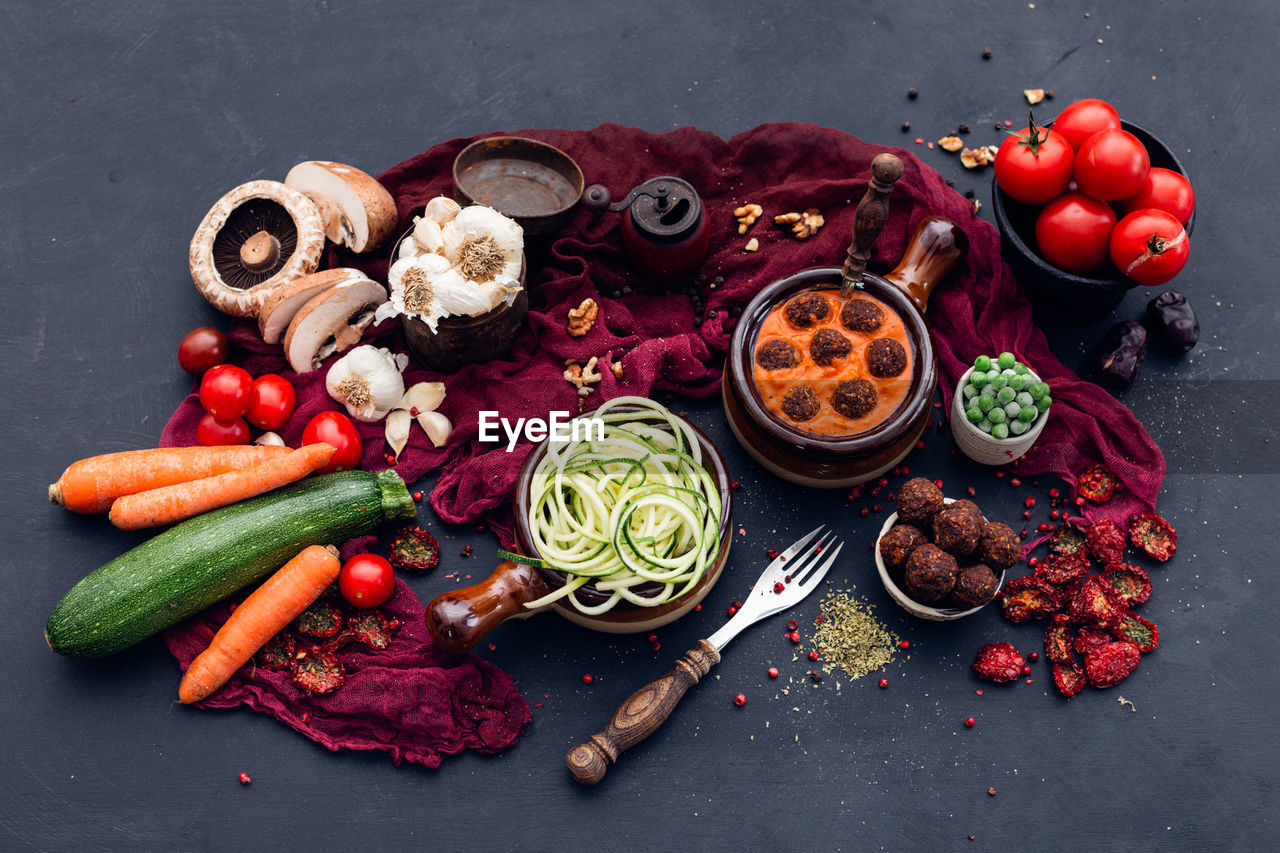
4,2 -> 1275,851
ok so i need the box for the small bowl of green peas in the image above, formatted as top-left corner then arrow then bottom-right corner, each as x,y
951,352 -> 1052,465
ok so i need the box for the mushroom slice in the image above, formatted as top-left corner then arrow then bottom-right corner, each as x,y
285,161 -> 398,254
283,276 -> 387,374
189,180 -> 326,318
257,267 -> 369,344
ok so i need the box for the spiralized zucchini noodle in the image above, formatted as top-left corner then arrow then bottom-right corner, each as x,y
520,397 -> 723,615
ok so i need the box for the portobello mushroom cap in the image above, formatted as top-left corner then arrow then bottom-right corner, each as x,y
257,267 -> 371,344
189,180 -> 327,318
285,161 -> 398,254
283,276 -> 387,374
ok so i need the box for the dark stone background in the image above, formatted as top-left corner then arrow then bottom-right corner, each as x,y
3,2 -> 1274,850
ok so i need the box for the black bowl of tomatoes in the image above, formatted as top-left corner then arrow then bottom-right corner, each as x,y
991,99 -> 1195,325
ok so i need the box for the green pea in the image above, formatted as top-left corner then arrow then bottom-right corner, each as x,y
1035,395 -> 1052,412
997,386 -> 1016,404
970,371 -> 989,388
1004,401 -> 1022,418
963,383 -> 979,400
966,406 -> 984,424
1019,405 -> 1038,422
1028,381 -> 1050,400
1009,419 -> 1029,436
978,420 -> 993,434
992,423 -> 1010,440
1015,391 -> 1034,407
997,352 -> 1016,370
987,369 -> 1001,382
1013,362 -> 1029,375
977,395 -> 995,413
990,374 -> 1009,391
1009,374 -> 1028,392
973,355 -> 992,372
987,407 -> 1006,424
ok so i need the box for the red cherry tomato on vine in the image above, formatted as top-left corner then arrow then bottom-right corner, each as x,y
1109,208 -> 1189,287
339,554 -> 396,608
1073,128 -> 1150,201
245,374 -> 297,431
994,120 -> 1075,205
196,412 -> 250,446
198,364 -> 255,419
1118,167 -> 1195,225
301,411 -> 363,473
178,327 -> 230,376
1034,193 -> 1118,276
1051,98 -> 1122,152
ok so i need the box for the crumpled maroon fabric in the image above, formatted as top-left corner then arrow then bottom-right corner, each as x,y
160,122 -> 1163,764
163,535 -> 530,768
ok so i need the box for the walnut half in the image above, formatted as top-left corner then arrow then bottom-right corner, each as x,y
775,208 -> 824,240
567,298 -> 599,337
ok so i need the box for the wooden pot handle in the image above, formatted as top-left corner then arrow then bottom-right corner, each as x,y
424,560 -> 550,655
566,639 -> 721,785
840,152 -> 905,296
882,215 -> 969,313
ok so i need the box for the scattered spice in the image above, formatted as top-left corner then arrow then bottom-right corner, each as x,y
581,673 -> 594,685
964,717 -> 976,728
733,693 -> 747,706
768,667 -> 780,679
811,591 -> 899,680
238,772 -> 252,785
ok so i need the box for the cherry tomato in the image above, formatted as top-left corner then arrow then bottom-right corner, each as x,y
1051,98 -> 1122,152
1073,128 -> 1150,201
1109,208 -> 1190,287
339,554 -> 396,608
301,411 -> 363,473
994,120 -> 1075,205
195,412 -> 250,446
245,374 -> 297,431
1034,193 -> 1118,276
198,364 -> 255,420
177,327 -> 230,376
1118,167 -> 1195,225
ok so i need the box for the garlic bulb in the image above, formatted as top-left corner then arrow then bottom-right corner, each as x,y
325,345 -> 408,422
441,205 -> 523,288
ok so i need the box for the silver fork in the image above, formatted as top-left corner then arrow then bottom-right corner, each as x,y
566,526 -> 842,785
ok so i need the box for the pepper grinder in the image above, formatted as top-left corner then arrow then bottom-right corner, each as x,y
583,177 -> 710,287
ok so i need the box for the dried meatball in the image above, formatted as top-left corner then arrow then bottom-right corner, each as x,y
932,501 -> 983,557
896,477 -> 944,525
783,292 -> 830,328
951,563 -> 1000,609
780,385 -> 820,422
756,338 -> 801,370
810,329 -> 853,366
840,298 -> 885,333
878,523 -> 927,581
977,521 -> 1021,571
831,378 -> 877,420
904,543 -> 958,604
867,337 -> 908,378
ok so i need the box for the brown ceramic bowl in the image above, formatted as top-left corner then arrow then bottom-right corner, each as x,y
453,136 -> 584,237
723,216 -> 967,488
425,407 -> 734,654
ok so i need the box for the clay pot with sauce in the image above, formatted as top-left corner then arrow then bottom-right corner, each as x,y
723,157 -> 968,487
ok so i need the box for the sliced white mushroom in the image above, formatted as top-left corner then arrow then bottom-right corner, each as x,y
283,277 -> 387,374
417,410 -> 453,447
257,267 -> 370,344
284,161 -> 398,254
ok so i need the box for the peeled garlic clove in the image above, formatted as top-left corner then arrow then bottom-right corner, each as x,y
412,216 -> 444,254
385,408 -> 412,458
398,381 -> 445,416
417,410 -> 452,447
254,431 -> 286,446
424,196 -> 461,226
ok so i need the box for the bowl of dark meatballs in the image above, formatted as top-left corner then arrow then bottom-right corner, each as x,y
875,477 -> 1018,620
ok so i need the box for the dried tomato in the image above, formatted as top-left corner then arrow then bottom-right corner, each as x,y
1043,614 -> 1074,664
1076,463 -> 1120,504
1129,512 -> 1177,561
344,609 -> 395,651
293,600 -> 344,639
1083,641 -> 1141,688
1068,575 -> 1125,628
1102,563 -> 1152,605
387,524 -> 440,572
256,631 -> 295,671
971,642 -> 1027,683
999,576 -> 1060,622
1073,625 -> 1115,657
1049,521 -> 1088,556
290,647 -> 346,695
1111,612 -> 1159,652
1035,550 -> 1091,586
1052,661 -> 1087,698
1085,519 -> 1127,566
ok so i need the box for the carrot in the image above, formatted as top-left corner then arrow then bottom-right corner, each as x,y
179,544 -> 341,704
107,443 -> 336,531
49,444 -> 294,513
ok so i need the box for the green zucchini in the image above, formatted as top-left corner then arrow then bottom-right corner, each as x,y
46,469 -> 415,659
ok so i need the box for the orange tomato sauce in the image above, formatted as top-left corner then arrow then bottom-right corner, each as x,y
752,289 -> 914,436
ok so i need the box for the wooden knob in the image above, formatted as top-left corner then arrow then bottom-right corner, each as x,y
882,216 -> 969,313
424,561 -> 550,655
566,639 -> 720,785
840,153 -> 904,296
239,230 -> 281,272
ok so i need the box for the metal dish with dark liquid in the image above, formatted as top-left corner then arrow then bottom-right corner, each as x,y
723,154 -> 968,487
452,136 -> 585,237
424,410 -> 734,654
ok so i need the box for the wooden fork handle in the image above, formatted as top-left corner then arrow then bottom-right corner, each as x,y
566,639 -> 720,785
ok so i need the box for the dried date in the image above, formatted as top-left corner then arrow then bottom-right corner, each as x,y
1146,290 -> 1198,352
1095,321 -> 1147,388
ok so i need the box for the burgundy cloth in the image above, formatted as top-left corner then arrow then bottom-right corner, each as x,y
160,122 -> 1163,764
162,534 -> 530,768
